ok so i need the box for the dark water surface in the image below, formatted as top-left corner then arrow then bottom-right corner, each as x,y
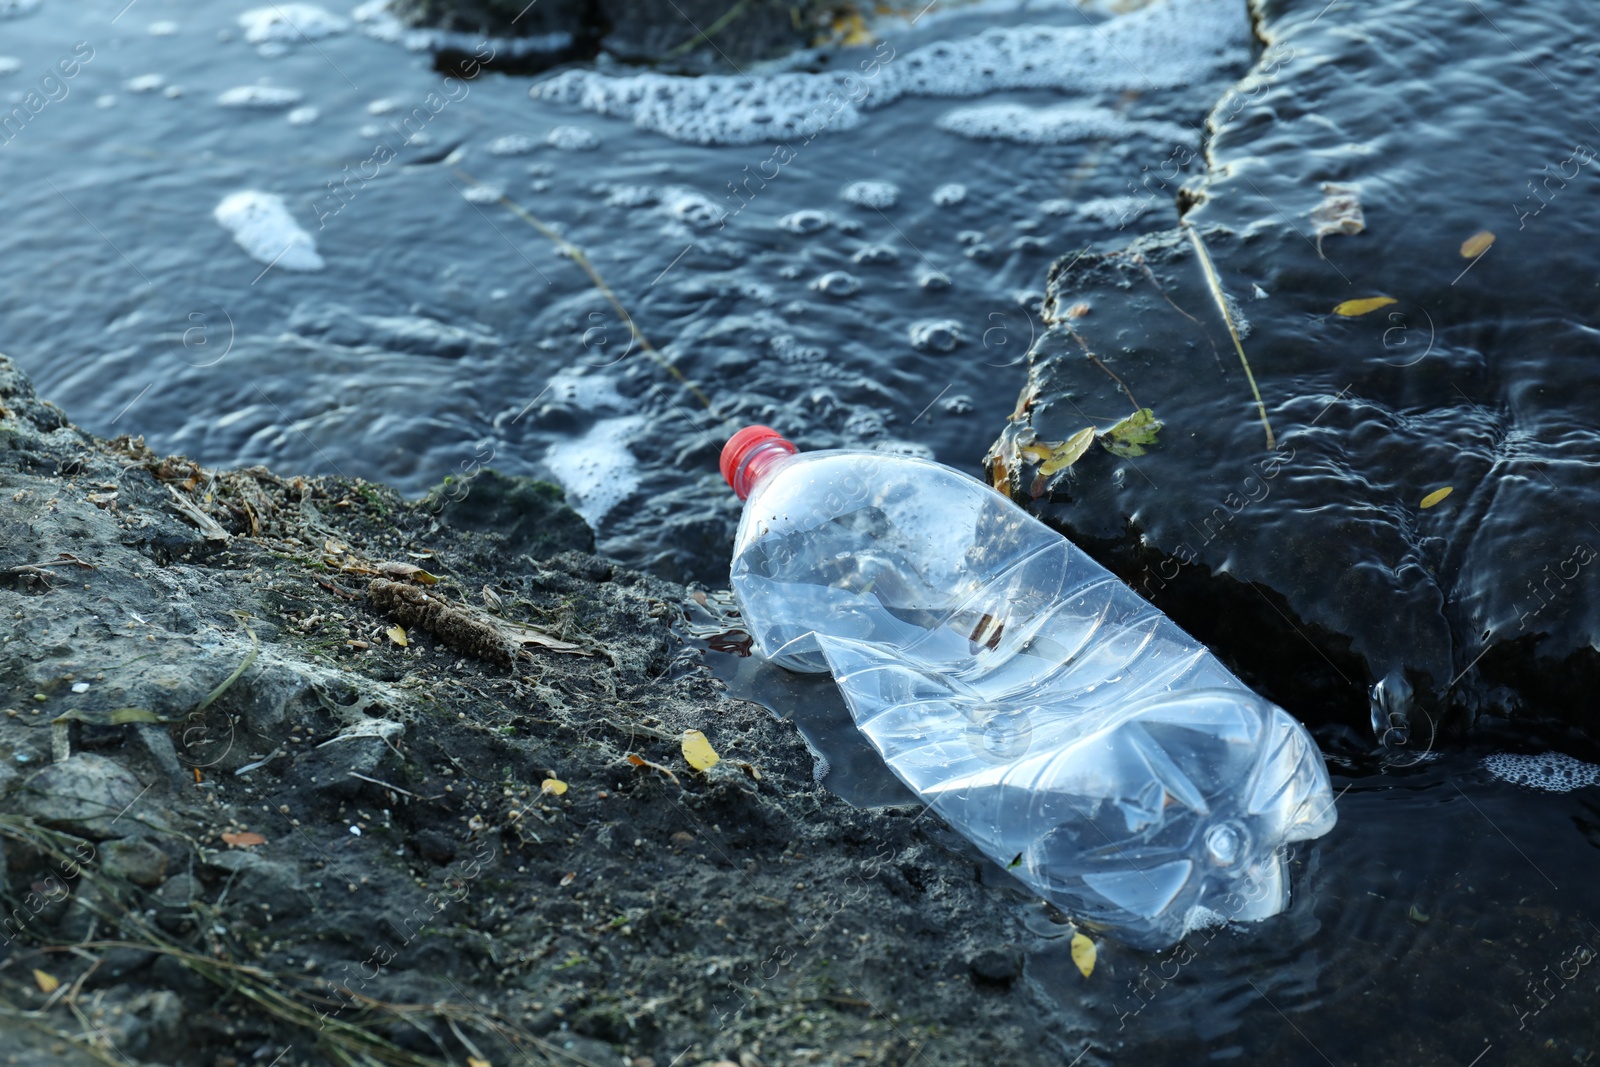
5,0 -> 1600,1063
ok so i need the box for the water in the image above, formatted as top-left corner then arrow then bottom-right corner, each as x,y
0,0 -> 1238,581
6,0 -> 1600,1061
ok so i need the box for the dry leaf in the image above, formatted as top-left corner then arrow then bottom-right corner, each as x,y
1459,230 -> 1495,258
1420,486 -> 1453,509
1333,296 -> 1397,317
386,625 -> 408,647
324,539 -> 349,555
467,1058 -> 491,1067
32,970 -> 59,994
541,777 -> 568,796
503,623 -> 589,655
378,561 -> 439,585
682,729 -> 720,771
627,754 -> 646,767
626,753 -> 681,787
559,871 -> 576,887
1070,932 -> 1097,978
222,831 -> 267,848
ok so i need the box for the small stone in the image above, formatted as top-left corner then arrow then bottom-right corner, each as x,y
102,838 -> 170,888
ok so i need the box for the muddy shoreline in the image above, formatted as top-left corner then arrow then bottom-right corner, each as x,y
0,351 -> 1079,1066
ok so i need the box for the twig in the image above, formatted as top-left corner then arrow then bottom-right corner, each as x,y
1065,326 -> 1140,411
1184,224 -> 1275,449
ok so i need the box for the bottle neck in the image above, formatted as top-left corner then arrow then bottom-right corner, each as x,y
734,439 -> 797,500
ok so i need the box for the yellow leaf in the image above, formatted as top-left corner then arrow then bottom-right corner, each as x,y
33,970 -> 59,994
1459,230 -> 1495,258
1037,427 -> 1097,477
221,831 -> 267,848
1420,486 -> 1453,509
1070,932 -> 1096,978
467,1059 -> 491,1067
541,777 -> 568,796
385,625 -> 408,647
1332,296 -> 1397,317
682,729 -> 720,771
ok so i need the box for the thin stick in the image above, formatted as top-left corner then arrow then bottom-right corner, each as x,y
454,168 -> 713,411
1184,225 -> 1275,449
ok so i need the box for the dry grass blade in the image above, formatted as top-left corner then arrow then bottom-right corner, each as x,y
1184,225 -> 1276,450
453,168 -> 713,411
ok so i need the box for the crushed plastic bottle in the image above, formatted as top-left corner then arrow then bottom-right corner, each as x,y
722,426 -> 1337,949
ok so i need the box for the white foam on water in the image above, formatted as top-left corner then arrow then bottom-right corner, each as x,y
841,180 -> 899,209
218,85 -> 304,109
125,74 -> 164,93
488,133 -> 539,155
547,125 -> 599,151
353,0 -> 572,57
544,416 -> 645,527
1075,194 -> 1155,225
239,4 -> 347,44
936,102 -> 1198,146
213,191 -> 325,272
529,0 -> 1247,146
1483,752 -> 1600,792
147,20 -> 178,36
544,370 -> 626,412
287,105 -> 320,125
662,188 -> 725,229
932,182 -> 967,206
0,0 -> 41,18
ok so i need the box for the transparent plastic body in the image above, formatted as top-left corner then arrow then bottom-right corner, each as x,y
730,450 -> 1337,949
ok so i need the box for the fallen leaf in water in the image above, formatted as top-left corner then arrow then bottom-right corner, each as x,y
32,970 -> 59,994
1007,852 -> 1023,870
682,730 -> 720,771
467,1058 -> 491,1067
1420,486 -> 1453,509
378,561 -> 439,585
1459,230 -> 1495,258
541,777 -> 568,796
222,831 -> 267,848
1101,408 -> 1164,458
1071,932 -> 1097,978
385,625 -> 408,647
1027,426 -> 1096,476
1333,296 -> 1397,317
990,454 -> 1012,497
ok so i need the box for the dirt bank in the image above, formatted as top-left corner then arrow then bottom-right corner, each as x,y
0,351 -> 1084,1066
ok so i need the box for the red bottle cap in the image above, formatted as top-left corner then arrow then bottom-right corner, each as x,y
720,425 -> 796,499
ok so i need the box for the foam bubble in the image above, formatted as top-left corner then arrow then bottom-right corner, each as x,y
239,4 -> 347,44
852,244 -> 898,266
147,20 -> 178,35
663,188 -> 724,229
777,209 -> 831,234
529,0 -> 1247,146
0,57 -> 21,75
287,106 -> 320,126
1483,752 -> 1600,792
841,180 -> 898,209
218,85 -> 304,109
910,319 -> 963,353
812,271 -> 861,297
932,183 -> 967,206
544,415 -> 645,526
1075,195 -> 1154,225
125,74 -> 164,93
937,102 -> 1197,146
214,191 -> 325,272
547,125 -> 600,151
488,133 -> 539,156
462,185 -> 503,204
